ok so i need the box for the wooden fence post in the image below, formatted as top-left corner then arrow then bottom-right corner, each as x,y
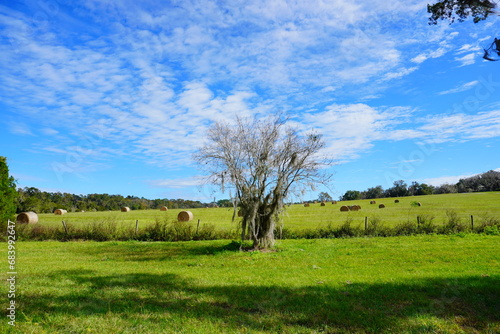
61,220 -> 68,235
470,215 -> 474,230
135,220 -> 139,235
364,217 -> 368,230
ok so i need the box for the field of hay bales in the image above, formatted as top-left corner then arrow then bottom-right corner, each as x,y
32,192 -> 500,233
8,193 -> 500,333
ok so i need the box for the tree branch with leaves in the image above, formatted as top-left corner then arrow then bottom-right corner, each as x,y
428,0 -> 497,24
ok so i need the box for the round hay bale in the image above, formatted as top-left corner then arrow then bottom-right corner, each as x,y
417,202 -> 422,207
394,199 -> 400,203
304,203 -> 310,207
54,209 -> 67,215
121,207 -> 130,212
320,202 -> 326,206
17,212 -> 38,224
178,211 -> 194,222
332,201 -> 337,204
379,204 -> 385,209
349,205 -> 360,211
370,200 -> 376,204
160,206 -> 168,211
237,210 -> 243,217
340,206 -> 349,212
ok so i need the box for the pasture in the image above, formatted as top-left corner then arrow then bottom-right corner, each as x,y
31,192 -> 500,234
6,235 -> 500,333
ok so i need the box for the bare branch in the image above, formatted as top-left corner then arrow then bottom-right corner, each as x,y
194,114 -> 332,249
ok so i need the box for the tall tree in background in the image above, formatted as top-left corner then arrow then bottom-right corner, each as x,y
0,157 -> 18,224
195,115 -> 330,249
340,190 -> 361,201
364,185 -> 384,199
317,192 -> 333,202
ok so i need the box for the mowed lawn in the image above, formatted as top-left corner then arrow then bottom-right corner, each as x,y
33,192 -> 500,232
6,235 -> 500,333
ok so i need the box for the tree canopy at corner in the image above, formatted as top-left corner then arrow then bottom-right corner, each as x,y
427,0 -> 497,24
0,157 -> 18,224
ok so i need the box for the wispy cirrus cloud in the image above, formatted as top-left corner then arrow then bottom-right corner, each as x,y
438,80 -> 479,95
305,103 -> 500,162
455,53 -> 477,66
1,0 -> 497,181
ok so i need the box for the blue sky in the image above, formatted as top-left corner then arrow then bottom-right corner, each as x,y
1,0 -> 499,202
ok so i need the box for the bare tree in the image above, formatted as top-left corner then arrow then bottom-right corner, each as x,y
194,114 -> 331,249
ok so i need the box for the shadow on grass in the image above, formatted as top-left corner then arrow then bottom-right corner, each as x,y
20,269 -> 499,333
72,240 -> 245,262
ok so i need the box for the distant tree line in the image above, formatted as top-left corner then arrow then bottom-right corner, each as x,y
16,187 -> 209,214
339,170 -> 500,201
9,170 -> 500,214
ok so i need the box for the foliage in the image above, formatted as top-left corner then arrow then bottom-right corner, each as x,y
340,190 -> 361,201
384,180 -> 410,198
195,114 -> 330,249
317,191 -> 333,202
456,170 -> 500,192
441,209 -> 467,234
408,181 -> 435,196
339,170 -> 500,200
364,185 -> 384,199
434,183 -> 458,194
216,199 -> 232,207
428,0 -> 497,24
16,186 -> 208,213
0,156 -> 18,224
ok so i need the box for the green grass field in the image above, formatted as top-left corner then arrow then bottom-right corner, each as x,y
33,192 -> 500,233
5,235 -> 499,333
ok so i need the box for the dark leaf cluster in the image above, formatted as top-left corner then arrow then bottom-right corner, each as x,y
428,0 -> 497,24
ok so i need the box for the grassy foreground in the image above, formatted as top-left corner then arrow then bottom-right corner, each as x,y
4,235 -> 499,333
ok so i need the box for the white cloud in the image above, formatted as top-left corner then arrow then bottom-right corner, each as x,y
418,109 -> 500,141
1,0 -> 498,180
41,128 -> 59,136
455,53 -> 476,66
438,80 -> 479,95
304,103 -> 415,160
382,66 -> 418,81
148,176 -> 204,189
456,43 -> 481,54
422,174 -> 475,186
8,122 -> 34,136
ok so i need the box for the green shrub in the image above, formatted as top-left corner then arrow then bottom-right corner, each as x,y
475,214 -> 500,233
365,217 -> 386,236
440,210 -> 467,234
394,221 -> 418,236
417,215 -> 437,234
483,225 -> 500,235
335,218 -> 363,238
